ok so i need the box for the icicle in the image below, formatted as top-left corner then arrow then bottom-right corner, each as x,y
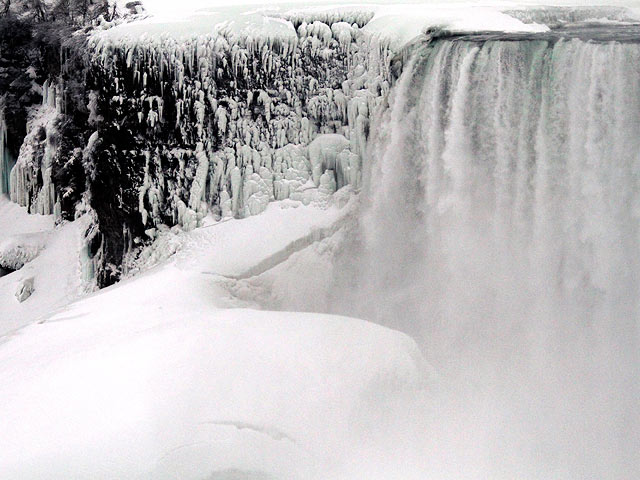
139,151 -> 151,226
83,10 -> 386,230
188,143 -> 210,214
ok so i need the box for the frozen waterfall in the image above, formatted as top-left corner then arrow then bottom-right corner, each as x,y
362,34 -> 640,351
348,33 -> 640,477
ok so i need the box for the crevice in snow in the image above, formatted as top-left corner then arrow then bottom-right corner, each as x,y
198,420 -> 299,445
222,215 -> 348,282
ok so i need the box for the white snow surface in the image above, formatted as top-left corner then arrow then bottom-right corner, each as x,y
99,2 -> 547,47
0,196 -> 54,240
99,0 -> 640,50
0,199 -> 429,479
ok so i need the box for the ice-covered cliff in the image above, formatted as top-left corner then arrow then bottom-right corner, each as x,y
86,9 -> 383,222
0,107 -> 11,195
1,1 -> 582,287
3,6 -> 402,285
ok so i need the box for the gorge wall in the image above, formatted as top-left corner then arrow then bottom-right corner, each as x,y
1,12 -> 396,286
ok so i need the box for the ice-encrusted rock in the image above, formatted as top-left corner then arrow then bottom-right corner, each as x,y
3,9 -> 401,286
9,93 -> 62,215
187,144 -> 210,214
0,107 -> 13,196
308,133 -> 353,187
0,233 -> 47,270
84,12 -> 392,233
15,276 -> 34,302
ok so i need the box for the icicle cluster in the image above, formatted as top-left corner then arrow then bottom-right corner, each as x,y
86,13 -> 397,232
8,80 -> 64,216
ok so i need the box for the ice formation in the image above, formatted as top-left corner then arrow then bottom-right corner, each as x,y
0,232 -> 47,270
9,81 -> 63,216
84,11 -> 388,235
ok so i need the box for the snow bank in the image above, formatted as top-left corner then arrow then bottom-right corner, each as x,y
0,199 -> 51,274
0,196 -> 54,240
97,7 -> 298,42
101,2 -> 550,49
131,196 -> 353,277
362,4 -> 549,48
117,1 -> 640,53
230,220 -> 349,314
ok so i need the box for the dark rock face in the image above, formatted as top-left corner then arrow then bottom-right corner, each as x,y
0,265 -> 14,277
87,127 -> 146,286
0,17 -> 36,158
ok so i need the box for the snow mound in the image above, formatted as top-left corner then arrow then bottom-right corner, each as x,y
362,4 -> 549,48
0,250 -> 428,480
172,199 -> 353,278
95,7 -> 298,42
112,1 -> 640,53
0,196 -> 54,239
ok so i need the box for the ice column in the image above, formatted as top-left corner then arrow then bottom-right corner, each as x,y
0,107 -> 14,196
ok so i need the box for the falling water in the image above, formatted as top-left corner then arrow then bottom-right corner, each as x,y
352,32 -> 640,478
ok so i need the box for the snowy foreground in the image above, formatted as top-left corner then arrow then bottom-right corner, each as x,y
3,1 -> 640,478
0,197 -> 429,479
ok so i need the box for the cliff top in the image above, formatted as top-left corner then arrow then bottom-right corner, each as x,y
93,1 -> 640,51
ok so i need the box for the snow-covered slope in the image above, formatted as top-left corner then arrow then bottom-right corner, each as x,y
0,199 -> 429,479
0,282 -> 427,479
